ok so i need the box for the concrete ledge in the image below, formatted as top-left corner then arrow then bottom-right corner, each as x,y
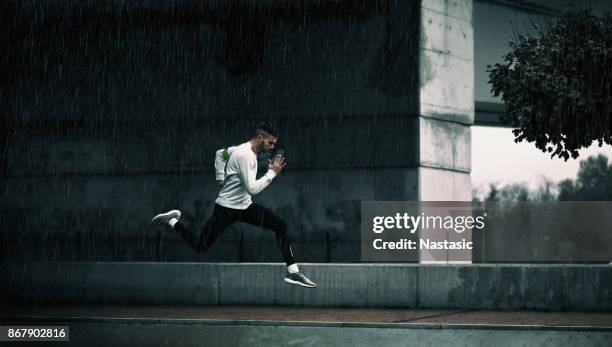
1,262 -> 611,310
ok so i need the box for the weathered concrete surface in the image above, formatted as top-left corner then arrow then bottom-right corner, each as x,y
418,0 -> 474,200
3,116 -> 420,176
564,265 -> 612,311
0,0 -> 478,266
0,0 -> 423,264
1,0 -> 476,266
419,117 -> 471,172
2,304 -> 612,347
0,167 -> 419,263
423,0 -> 472,22
2,262 -> 611,311
419,0 -> 474,123
2,320 -> 610,347
5,305 -> 612,327
524,265 -> 565,311
420,49 -> 474,122
418,167 -> 472,201
419,264 -> 524,309
417,0 -> 474,270
0,263 -> 419,308
1,1 -> 421,123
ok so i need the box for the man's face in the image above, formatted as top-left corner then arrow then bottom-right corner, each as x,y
260,133 -> 277,151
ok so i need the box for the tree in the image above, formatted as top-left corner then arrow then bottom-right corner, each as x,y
499,183 -> 530,202
475,178 -> 558,202
488,10 -> 612,160
482,182 -> 530,202
484,183 -> 500,202
533,177 -> 557,201
558,154 -> 612,200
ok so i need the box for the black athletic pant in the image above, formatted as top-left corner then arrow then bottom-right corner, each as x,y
173,203 -> 296,266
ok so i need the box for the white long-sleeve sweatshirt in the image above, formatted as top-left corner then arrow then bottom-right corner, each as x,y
215,141 -> 277,209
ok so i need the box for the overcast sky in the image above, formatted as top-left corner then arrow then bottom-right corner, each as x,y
471,126 -> 612,191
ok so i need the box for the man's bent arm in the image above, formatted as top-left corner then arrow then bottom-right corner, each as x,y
236,154 -> 277,195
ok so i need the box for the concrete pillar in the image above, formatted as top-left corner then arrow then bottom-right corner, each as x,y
418,0 -> 474,263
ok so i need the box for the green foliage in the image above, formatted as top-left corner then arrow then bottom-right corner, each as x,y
558,154 -> 612,200
488,10 -> 612,160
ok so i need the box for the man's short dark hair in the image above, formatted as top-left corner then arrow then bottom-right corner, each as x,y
256,122 -> 278,137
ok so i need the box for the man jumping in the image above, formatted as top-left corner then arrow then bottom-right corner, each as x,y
151,123 -> 317,288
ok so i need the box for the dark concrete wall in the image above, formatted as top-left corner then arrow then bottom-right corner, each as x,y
0,1 -> 421,262
3,262 -> 611,311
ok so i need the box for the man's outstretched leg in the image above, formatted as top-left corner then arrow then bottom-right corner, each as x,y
151,204 -> 237,252
239,203 -> 317,288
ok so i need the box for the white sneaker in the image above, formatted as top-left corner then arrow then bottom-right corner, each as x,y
150,210 -> 181,227
284,271 -> 317,288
